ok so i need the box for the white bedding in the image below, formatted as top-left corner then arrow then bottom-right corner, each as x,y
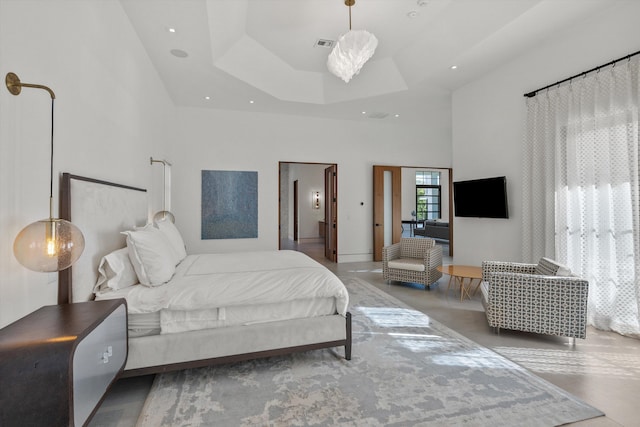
96,250 -> 349,334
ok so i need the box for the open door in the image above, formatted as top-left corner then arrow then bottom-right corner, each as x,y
373,166 -> 401,261
324,165 -> 338,262
293,180 -> 299,241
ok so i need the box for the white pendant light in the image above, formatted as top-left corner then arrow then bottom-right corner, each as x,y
327,0 -> 378,83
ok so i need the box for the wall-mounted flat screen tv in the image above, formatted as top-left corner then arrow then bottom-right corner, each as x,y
453,176 -> 509,218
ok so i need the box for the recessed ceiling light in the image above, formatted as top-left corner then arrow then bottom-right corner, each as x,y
361,111 -> 366,115
450,65 -> 458,70
417,0 -> 429,6
249,100 -> 255,104
395,114 -> 400,118
168,28 -> 176,33
170,49 -> 188,58
407,11 -> 419,18
204,96 -> 211,100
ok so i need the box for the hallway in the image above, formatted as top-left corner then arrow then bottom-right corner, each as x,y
280,237 -> 330,266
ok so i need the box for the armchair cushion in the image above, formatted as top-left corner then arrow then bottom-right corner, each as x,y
388,259 -> 426,272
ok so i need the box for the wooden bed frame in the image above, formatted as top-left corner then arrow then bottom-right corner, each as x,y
58,173 -> 352,377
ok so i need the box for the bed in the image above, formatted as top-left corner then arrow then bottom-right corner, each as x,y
57,173 -> 352,377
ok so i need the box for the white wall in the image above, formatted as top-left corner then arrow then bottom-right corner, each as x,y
167,107 -> 451,261
451,1 -> 640,265
0,0 -> 175,327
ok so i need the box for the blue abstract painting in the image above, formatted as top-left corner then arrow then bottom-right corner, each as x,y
201,170 -> 258,239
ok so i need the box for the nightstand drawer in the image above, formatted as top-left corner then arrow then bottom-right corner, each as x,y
72,303 -> 127,426
0,299 -> 128,427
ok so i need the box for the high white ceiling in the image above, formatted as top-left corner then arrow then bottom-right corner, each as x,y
120,0 -> 618,125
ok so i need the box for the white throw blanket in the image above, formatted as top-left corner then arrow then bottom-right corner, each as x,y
97,251 -> 349,317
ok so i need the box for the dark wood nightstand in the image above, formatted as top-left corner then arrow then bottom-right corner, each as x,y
0,299 -> 128,427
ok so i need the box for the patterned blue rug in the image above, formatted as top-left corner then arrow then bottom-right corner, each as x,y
136,278 -> 604,426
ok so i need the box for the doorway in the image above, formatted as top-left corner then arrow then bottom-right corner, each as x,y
279,162 -> 338,263
373,165 -> 453,260
373,166 -> 402,261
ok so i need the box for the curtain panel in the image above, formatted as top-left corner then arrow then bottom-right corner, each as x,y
523,57 -> 640,337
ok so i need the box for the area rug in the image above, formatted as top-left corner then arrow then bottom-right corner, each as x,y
136,278 -> 604,427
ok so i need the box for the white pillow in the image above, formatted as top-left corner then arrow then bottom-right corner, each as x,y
156,220 -> 187,263
94,247 -> 138,293
123,224 -> 176,287
535,257 -> 572,276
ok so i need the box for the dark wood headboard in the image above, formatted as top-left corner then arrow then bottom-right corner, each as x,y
58,173 -> 148,304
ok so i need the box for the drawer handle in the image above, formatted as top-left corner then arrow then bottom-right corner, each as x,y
102,345 -> 113,364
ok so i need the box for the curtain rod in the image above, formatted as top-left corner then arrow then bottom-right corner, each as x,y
523,49 -> 640,98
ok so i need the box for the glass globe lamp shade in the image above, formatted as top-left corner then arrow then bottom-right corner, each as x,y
13,218 -> 85,272
153,210 -> 175,224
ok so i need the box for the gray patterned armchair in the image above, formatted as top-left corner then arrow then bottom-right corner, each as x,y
382,238 -> 443,290
480,258 -> 589,340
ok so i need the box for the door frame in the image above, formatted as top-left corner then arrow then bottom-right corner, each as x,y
373,165 -> 454,258
293,180 -> 299,241
278,161 -> 338,262
324,164 -> 338,262
373,166 -> 402,261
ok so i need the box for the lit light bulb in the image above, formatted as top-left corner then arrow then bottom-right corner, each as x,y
46,239 -> 56,257
14,218 -> 85,272
46,221 -> 56,256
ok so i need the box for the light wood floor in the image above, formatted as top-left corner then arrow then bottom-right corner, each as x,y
90,239 -> 640,427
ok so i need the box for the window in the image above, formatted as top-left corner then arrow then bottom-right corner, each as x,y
415,171 -> 441,221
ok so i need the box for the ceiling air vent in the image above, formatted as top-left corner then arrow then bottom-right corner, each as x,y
367,112 -> 389,119
315,39 -> 335,48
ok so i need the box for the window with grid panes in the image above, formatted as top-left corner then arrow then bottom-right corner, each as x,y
415,171 -> 441,221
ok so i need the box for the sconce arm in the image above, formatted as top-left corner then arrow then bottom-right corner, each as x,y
6,72 -> 55,99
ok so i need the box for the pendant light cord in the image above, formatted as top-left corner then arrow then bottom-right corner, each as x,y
348,3 -> 352,30
4,73 -> 57,218
49,98 -> 55,218
49,98 -> 55,202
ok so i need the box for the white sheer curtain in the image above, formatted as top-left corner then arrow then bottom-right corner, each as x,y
523,57 -> 640,337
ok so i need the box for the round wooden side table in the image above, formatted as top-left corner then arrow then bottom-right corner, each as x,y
437,265 -> 483,301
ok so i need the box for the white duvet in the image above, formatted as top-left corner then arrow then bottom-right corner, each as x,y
96,250 -> 349,318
